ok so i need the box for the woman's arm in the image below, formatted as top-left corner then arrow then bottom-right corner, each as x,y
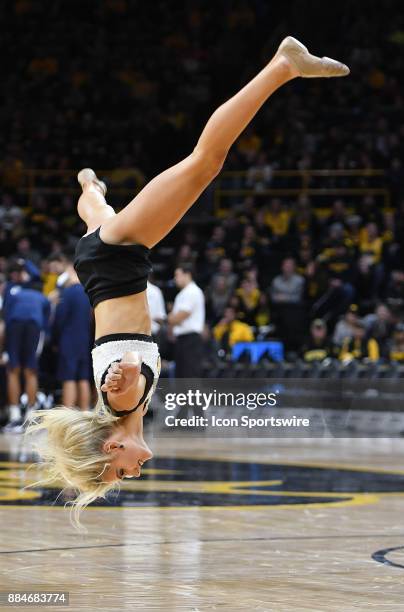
100,351 -> 146,412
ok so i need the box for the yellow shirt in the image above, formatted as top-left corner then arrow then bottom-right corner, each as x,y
42,273 -> 58,297
264,211 -> 290,236
359,230 -> 383,264
214,320 -> 254,347
236,287 -> 261,310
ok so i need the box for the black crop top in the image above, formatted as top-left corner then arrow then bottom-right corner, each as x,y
74,228 -> 152,308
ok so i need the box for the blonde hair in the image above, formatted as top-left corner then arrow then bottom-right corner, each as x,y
25,406 -> 121,530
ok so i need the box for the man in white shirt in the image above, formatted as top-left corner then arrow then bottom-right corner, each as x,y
147,281 -> 167,336
168,264 -> 205,378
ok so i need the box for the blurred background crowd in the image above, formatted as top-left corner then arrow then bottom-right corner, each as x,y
0,0 -> 403,428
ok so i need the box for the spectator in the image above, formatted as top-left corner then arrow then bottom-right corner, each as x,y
0,194 -> 24,232
301,319 -> 333,363
264,198 -> 290,242
357,195 -> 384,229
339,320 -> 380,363
385,270 -> 404,317
206,274 -> 233,322
389,323 -> 404,363
313,243 -> 355,323
147,280 -> 167,336
236,277 -> 261,325
214,258 -> 238,294
288,197 -> 319,245
363,304 -> 395,356
52,264 -> 92,410
15,237 -> 41,268
325,199 -> 348,229
246,152 -> 273,192
3,266 -> 50,430
333,304 -> 359,346
213,306 -> 254,351
270,257 -> 306,350
270,257 -> 305,305
168,264 -> 205,378
359,222 -> 385,265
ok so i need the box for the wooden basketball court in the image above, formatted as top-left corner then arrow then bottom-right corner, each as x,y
1,433 -> 404,611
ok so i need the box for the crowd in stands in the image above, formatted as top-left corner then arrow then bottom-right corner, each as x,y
0,0 -> 403,423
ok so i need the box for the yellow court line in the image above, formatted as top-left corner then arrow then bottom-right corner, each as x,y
0,493 -> 380,512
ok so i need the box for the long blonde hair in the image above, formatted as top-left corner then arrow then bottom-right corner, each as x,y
25,406 -> 121,530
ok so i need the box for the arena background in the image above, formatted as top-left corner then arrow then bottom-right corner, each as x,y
1,1 -> 404,610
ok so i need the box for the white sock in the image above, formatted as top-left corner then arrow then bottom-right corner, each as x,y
9,405 -> 21,422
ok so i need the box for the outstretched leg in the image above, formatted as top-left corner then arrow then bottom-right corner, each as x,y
78,37 -> 349,247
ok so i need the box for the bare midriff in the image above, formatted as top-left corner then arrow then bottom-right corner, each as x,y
94,290 -> 152,339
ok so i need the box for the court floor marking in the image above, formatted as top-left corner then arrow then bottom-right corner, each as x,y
7,455 -> 404,476
2,533 -> 404,556
169,454 -> 404,476
372,546 -> 404,569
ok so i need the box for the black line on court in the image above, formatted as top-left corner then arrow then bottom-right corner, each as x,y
372,546 -> 404,569
2,534 -> 404,555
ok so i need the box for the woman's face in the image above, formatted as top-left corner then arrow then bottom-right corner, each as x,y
102,433 -> 153,483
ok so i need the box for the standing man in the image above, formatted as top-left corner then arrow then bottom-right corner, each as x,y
52,262 -> 93,410
147,280 -> 167,337
168,264 -> 205,378
3,261 -> 50,431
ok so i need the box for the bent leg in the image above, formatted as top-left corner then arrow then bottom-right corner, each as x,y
101,52 -> 297,248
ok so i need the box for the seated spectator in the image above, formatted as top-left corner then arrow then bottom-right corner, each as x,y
175,244 -> 197,269
345,215 -> 362,249
255,293 -> 271,329
301,319 -> 334,363
270,257 -> 305,305
385,270 -> 404,317
206,274 -> 233,322
264,198 -> 290,241
254,209 -> 273,255
236,277 -> 261,325
211,258 -> 238,296
207,226 -> 227,259
325,199 -> 348,229
288,196 -> 320,245
359,222 -> 384,265
357,195 -> 384,229
15,237 -> 41,268
0,194 -> 24,232
246,152 -> 273,192
313,243 -> 355,323
353,255 -> 382,310
363,304 -> 395,357
239,225 -> 259,262
213,306 -> 254,351
339,320 -> 380,363
333,304 -> 359,346
389,323 -> 404,363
